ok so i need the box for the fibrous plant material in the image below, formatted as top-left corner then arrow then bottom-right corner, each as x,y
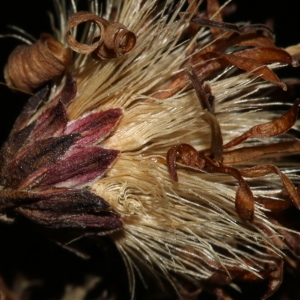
1,0 -> 300,299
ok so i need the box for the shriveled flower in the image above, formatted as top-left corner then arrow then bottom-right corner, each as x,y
1,0 -> 300,299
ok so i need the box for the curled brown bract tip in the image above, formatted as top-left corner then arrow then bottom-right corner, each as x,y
4,34 -> 72,93
66,11 -> 136,60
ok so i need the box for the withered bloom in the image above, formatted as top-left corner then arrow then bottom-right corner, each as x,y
1,0 -> 300,299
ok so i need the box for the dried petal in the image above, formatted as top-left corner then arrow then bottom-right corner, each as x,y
235,178 -> 255,221
4,34 -> 72,93
224,99 -> 300,149
216,52 -> 286,90
100,22 -> 136,57
206,0 -> 224,38
254,196 -> 293,212
234,47 -> 298,67
167,144 -> 205,182
239,164 -> 300,210
222,140 -> 300,165
186,65 -> 213,112
202,158 -> 255,221
66,12 -> 136,60
229,32 -> 275,48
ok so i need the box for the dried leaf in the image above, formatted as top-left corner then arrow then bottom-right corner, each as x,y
224,99 -> 300,149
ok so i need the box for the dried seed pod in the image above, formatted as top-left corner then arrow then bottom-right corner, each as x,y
4,34 -> 72,93
66,11 -> 136,60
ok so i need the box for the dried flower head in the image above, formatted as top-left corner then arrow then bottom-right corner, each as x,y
1,0 -> 300,299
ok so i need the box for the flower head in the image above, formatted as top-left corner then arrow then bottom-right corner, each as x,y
1,0 -> 300,299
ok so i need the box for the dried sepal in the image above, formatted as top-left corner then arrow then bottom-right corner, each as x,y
4,34 -> 72,93
66,11 -> 136,60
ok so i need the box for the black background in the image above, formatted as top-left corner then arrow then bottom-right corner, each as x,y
0,0 -> 300,144
0,1 -> 300,299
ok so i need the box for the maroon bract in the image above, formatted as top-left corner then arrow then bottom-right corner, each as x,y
0,74 -> 123,233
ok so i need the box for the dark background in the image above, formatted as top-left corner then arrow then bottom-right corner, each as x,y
0,1 -> 300,299
0,0 -> 300,144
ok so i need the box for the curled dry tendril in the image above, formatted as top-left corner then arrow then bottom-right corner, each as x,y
66,11 -> 136,60
4,34 -> 72,93
167,78 -> 300,222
